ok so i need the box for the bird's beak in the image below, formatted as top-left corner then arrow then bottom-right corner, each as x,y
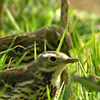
66,58 -> 79,63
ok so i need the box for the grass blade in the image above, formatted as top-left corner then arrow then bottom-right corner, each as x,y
56,26 -> 67,51
46,85 -> 51,100
14,52 -> 27,67
34,41 -> 37,60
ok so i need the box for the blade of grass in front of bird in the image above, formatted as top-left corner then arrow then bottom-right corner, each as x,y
44,40 -> 47,52
14,52 -> 27,67
0,37 -> 17,69
56,26 -> 67,52
8,37 -> 17,49
0,54 -> 8,70
4,59 -> 16,70
34,41 -> 37,60
0,36 -> 23,55
0,37 -> 16,55
46,85 -> 51,100
0,45 -> 25,55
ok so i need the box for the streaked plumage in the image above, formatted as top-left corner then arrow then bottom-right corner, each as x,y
0,25 -> 71,65
0,51 -> 78,100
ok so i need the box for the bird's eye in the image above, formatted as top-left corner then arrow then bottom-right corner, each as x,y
49,56 -> 56,62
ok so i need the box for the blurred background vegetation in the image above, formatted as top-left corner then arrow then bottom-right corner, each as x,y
0,0 -> 100,99
1,0 -> 100,35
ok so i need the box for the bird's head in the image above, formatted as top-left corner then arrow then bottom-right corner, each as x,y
36,51 -> 79,76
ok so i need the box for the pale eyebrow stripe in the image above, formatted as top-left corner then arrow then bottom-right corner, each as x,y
43,53 -> 56,57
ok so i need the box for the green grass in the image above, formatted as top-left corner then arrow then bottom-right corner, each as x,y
0,0 -> 100,100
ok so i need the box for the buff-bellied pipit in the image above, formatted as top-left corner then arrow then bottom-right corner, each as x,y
0,25 -> 71,65
0,51 -> 78,100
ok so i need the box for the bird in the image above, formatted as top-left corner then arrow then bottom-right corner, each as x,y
0,51 -> 78,100
0,25 -> 71,65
